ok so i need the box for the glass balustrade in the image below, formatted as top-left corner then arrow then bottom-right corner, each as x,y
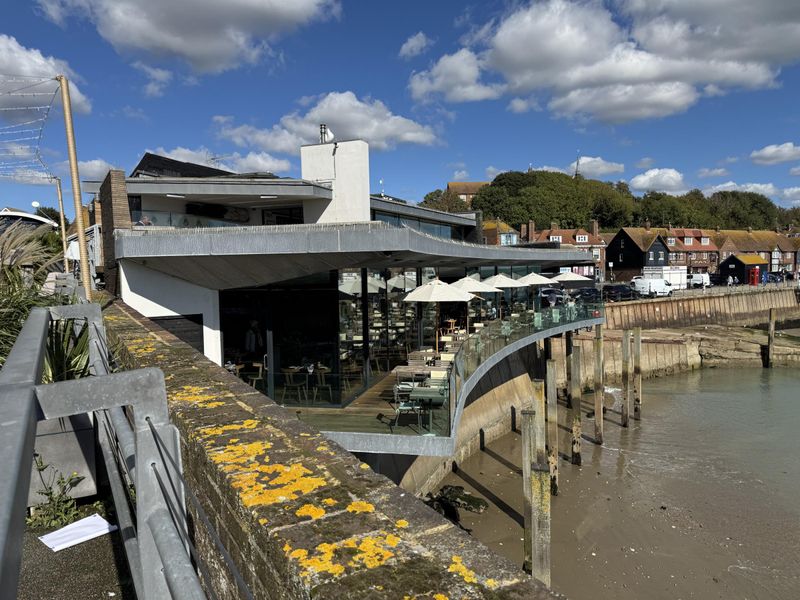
131,210 -> 240,229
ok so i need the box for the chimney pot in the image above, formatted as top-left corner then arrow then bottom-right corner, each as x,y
645,220 -> 651,231
550,221 -> 558,231
747,226 -> 752,233
591,219 -> 599,237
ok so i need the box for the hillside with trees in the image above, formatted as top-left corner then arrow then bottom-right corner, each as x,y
462,170 -> 800,231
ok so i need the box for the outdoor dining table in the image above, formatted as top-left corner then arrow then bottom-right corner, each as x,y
409,384 -> 448,431
391,364 -> 432,383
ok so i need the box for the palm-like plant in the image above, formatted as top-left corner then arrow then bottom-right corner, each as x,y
0,222 -> 59,281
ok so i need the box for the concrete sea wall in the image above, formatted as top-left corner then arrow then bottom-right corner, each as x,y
103,300 -> 561,600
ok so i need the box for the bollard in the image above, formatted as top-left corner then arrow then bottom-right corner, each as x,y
521,409 -> 551,586
545,359 -> 559,495
633,327 -> 642,419
570,346 -> 582,465
621,330 -> 632,427
593,325 -> 604,445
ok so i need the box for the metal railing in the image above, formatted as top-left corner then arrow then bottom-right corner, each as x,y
0,292 -> 253,599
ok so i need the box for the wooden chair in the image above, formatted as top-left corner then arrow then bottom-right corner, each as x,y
247,363 -> 264,390
312,370 -> 333,404
280,369 -> 307,403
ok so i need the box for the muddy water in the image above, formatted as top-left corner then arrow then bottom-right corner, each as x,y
440,368 -> 800,599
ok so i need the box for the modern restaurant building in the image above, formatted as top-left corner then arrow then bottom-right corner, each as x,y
85,134 -> 602,456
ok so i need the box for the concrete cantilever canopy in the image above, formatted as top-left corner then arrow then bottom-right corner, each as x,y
115,221 -> 594,290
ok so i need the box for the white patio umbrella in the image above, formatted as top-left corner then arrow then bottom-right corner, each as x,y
387,273 -> 416,291
516,272 -> 554,309
450,276 -> 502,331
482,273 -> 527,319
551,271 -> 592,282
338,276 -> 385,295
517,272 -> 553,286
403,279 -> 475,351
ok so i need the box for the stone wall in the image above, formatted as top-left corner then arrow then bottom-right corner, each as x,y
603,287 -> 800,330
98,169 -> 130,295
103,300 -> 561,600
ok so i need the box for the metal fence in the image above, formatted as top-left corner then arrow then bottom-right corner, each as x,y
0,291 -> 253,599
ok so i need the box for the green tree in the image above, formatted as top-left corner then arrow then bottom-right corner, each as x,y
36,206 -> 69,228
419,188 -> 469,212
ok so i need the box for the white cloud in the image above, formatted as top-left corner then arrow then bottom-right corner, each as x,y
150,145 -> 291,174
697,167 -> 729,178
571,156 -> 624,178
215,91 -> 437,155
399,32 -> 433,59
409,48 -> 505,103
790,166 -> 800,176
37,0 -> 339,73
452,169 -> 469,181
76,158 -> 117,180
132,61 -> 173,97
703,180 -> 781,197
507,96 -> 539,113
636,157 -> 654,169
782,187 -> 800,203
485,165 -> 505,179
722,156 -> 739,164
750,142 -> 800,165
532,165 -> 567,174
0,34 -> 91,116
411,0 -> 798,122
630,168 -> 686,193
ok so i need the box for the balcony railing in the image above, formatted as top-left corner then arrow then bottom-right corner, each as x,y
131,210 -> 240,229
318,303 -> 605,455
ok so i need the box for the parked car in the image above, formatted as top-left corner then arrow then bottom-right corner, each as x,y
709,273 -> 727,286
574,287 -> 602,303
538,287 -> 568,306
768,271 -> 794,281
631,277 -> 673,297
688,273 -> 711,288
602,284 -> 637,302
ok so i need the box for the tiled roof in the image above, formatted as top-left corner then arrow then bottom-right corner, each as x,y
713,229 -> 795,252
482,219 -> 518,234
732,254 -> 768,265
446,181 -> 489,195
531,228 -> 605,245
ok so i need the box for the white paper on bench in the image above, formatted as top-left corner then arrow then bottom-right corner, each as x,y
38,513 -> 118,552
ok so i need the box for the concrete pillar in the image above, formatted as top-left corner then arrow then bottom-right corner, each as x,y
633,327 -> 642,420
545,359 -> 558,496
521,391 -> 550,586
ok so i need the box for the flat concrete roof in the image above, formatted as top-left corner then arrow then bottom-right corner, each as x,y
82,177 -> 333,201
116,221 -> 594,290
370,196 -> 476,227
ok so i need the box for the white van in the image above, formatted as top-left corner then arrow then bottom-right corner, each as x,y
630,277 -> 673,297
687,273 -> 711,288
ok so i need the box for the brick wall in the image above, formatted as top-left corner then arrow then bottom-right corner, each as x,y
99,170 -> 130,295
104,299 -> 561,600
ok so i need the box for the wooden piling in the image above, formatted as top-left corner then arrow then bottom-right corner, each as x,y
621,330 -> 632,427
521,408 -> 551,585
570,345 -> 582,465
767,308 -> 776,368
593,325 -> 604,445
545,359 -> 559,495
565,331 -> 574,405
633,327 -> 642,420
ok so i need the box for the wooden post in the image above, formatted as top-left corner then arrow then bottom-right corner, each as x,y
564,331 -> 574,406
593,325 -> 604,445
766,308 -> 776,368
570,345 -> 582,465
621,330 -> 632,427
545,359 -> 559,496
633,327 -> 643,419
521,408 -> 551,586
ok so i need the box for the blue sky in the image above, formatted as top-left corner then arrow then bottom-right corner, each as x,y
2,0 -> 800,219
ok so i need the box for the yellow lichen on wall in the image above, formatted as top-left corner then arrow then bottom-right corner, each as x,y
208,440 -> 272,471
196,419 -> 259,439
447,556 -> 477,584
296,504 -> 326,520
170,384 -> 226,409
395,519 -> 409,529
230,463 -> 328,508
346,501 -> 374,514
286,532 -> 401,581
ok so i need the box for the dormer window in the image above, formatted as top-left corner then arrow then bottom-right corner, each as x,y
701,237 -> 709,245
684,237 -> 693,245
667,237 -> 676,245
549,235 -> 562,242
575,234 -> 588,243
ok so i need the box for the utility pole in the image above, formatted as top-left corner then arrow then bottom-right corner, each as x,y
56,74 -> 92,299
53,176 -> 70,273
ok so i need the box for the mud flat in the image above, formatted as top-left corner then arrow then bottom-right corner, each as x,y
440,367 -> 800,599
